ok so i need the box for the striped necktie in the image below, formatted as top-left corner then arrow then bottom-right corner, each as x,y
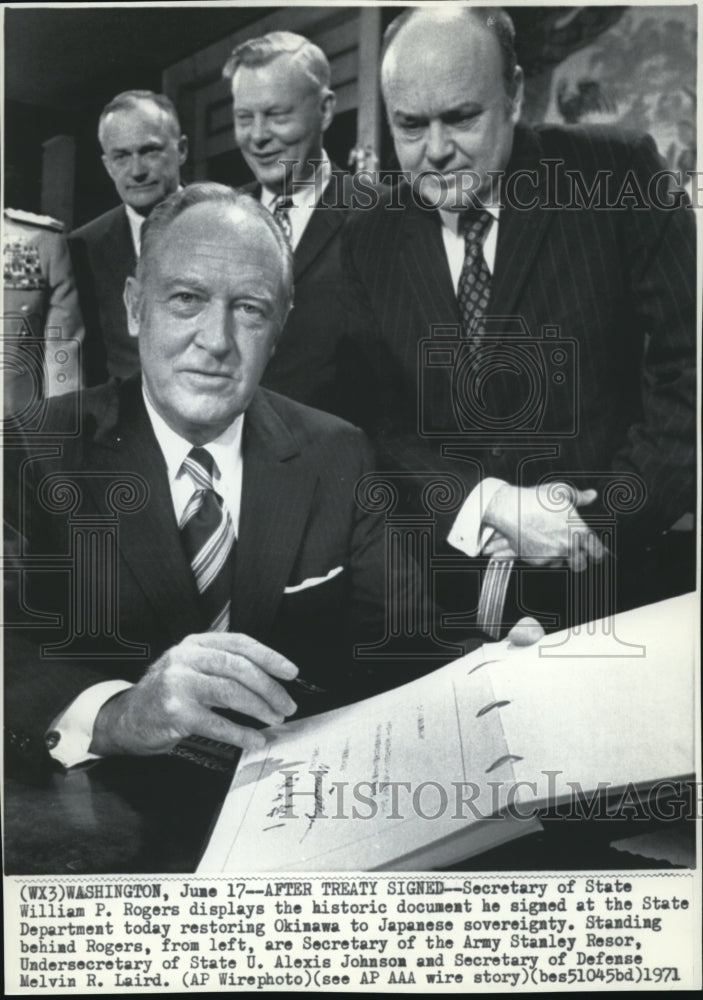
272,195 -> 294,246
179,447 -> 235,632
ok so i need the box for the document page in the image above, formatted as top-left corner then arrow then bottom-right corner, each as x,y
488,593 -> 697,807
198,648 -> 535,871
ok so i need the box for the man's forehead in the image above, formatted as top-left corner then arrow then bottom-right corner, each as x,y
232,54 -> 315,97
384,13 -> 501,94
151,204 -> 282,274
103,104 -> 174,142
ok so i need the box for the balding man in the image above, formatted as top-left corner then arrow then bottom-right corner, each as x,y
6,182 -> 472,780
68,90 -> 187,385
342,7 -> 695,630
224,31 -> 359,417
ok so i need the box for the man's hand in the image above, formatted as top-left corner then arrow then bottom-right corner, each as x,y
506,616 -> 545,646
482,482 -> 605,572
90,633 -> 298,757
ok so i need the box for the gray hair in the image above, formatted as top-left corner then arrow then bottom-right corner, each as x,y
223,30 -> 331,96
137,182 -> 294,314
381,7 -> 519,103
98,90 -> 182,147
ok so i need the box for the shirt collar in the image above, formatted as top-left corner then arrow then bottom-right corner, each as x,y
124,187 -> 184,255
262,150 -> 332,211
142,386 -> 244,486
439,202 -> 501,236
124,203 -> 146,254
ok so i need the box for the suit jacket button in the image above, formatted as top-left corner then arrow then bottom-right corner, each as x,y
45,730 -> 60,750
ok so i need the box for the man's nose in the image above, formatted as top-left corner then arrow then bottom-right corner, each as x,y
198,301 -> 236,356
425,121 -> 453,166
128,153 -> 149,179
250,114 -> 272,145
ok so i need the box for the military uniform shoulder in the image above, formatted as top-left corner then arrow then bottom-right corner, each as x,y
4,208 -> 65,232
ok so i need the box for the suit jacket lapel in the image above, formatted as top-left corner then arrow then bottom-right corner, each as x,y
81,378 -> 203,644
292,170 -> 350,281
242,170 -> 350,282
396,125 -> 558,324
101,207 -> 137,276
489,124 -> 556,315
231,391 -> 318,637
399,188 -> 461,328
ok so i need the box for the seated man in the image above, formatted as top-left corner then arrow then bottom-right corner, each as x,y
4,183 -> 540,782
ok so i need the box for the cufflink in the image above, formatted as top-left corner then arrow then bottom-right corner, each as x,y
45,730 -> 60,750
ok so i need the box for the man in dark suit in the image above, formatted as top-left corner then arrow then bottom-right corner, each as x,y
68,91 -> 188,386
7,182 -> 506,781
223,31 -> 357,418
342,7 -> 696,630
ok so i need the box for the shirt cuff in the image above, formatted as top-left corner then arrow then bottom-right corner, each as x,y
447,478 -> 507,557
45,680 -> 133,768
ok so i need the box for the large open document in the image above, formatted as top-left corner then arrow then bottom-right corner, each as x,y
199,593 -> 696,871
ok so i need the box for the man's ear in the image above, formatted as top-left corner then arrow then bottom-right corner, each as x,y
271,298 -> 294,358
123,276 -> 142,337
509,66 -> 525,123
320,90 -> 337,133
101,153 -> 116,182
177,134 -> 188,166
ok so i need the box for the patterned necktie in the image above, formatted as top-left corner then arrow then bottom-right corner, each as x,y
272,195 -> 294,246
179,447 -> 235,632
457,208 -> 493,337
457,210 -> 514,639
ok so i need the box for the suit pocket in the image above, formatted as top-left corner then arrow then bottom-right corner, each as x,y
283,565 -> 343,593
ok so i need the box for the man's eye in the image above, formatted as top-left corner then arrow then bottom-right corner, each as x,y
239,302 -> 265,317
398,120 -> 425,136
449,111 -> 480,128
171,292 -> 199,307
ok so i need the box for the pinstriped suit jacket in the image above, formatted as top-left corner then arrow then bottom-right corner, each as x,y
5,377 -> 453,778
342,124 -> 696,551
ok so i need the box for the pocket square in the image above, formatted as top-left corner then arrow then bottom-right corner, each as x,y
283,565 -> 344,594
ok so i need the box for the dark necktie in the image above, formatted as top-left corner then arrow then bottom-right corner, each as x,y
179,447 -> 235,632
457,210 -> 514,639
457,208 -> 493,336
272,195 -> 294,246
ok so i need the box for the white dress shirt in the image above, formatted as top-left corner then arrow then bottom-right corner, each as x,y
260,152 -> 332,250
437,206 -> 508,557
124,203 -> 146,257
125,185 -> 185,260
48,390 -> 244,768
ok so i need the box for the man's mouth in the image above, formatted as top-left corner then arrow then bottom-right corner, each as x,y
251,151 -> 284,165
181,369 -> 234,382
